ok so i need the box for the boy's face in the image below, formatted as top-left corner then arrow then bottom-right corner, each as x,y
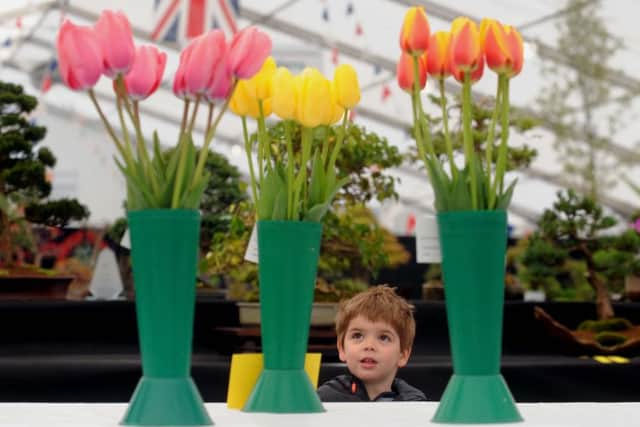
337,315 -> 410,388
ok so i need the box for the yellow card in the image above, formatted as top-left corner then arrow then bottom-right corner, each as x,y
226,353 -> 322,409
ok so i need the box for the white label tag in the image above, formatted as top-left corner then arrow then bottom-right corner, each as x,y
244,224 -> 259,264
415,214 -> 442,263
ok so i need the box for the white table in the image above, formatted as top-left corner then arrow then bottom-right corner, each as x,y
0,402 -> 636,426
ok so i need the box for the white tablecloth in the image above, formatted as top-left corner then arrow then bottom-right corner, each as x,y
0,402 -> 636,427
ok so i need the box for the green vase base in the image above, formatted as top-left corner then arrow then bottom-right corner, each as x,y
432,374 -> 523,424
243,369 -> 325,413
121,376 -> 212,426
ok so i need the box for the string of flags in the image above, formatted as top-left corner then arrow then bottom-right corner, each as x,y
321,1 -> 393,104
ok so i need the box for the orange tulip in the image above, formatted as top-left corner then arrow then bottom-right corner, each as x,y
399,7 -> 430,54
450,55 -> 484,84
480,19 -> 523,77
503,25 -> 524,78
397,52 -> 427,93
449,17 -> 482,74
426,31 -> 451,79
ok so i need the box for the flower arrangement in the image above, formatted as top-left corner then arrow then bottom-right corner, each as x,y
228,58 -> 361,221
56,10 -> 271,210
397,7 -> 524,211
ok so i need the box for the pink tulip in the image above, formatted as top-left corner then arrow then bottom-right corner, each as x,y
94,10 -> 135,78
56,20 -> 103,91
228,26 -> 272,79
180,30 -> 228,97
124,45 -> 167,101
173,42 -> 195,99
205,55 -> 233,102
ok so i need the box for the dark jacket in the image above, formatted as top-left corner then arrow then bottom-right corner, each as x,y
317,373 -> 427,402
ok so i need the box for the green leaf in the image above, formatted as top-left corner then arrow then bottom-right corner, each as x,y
449,168 -> 472,211
308,152 -> 325,207
426,158 -> 450,211
257,168 -> 283,220
304,202 -> 331,222
271,184 -> 288,220
496,179 -> 518,210
179,172 -> 209,209
152,131 -> 166,179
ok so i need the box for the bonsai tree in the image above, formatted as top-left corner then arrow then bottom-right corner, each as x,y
204,122 -> 410,301
0,81 -> 88,267
518,189 -> 640,320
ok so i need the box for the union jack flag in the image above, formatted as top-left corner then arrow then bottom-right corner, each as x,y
151,0 -> 239,43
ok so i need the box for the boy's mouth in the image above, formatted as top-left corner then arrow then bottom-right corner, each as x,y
360,357 -> 378,368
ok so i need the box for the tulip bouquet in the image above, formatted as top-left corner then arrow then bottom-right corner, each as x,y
56,10 -> 271,211
228,59 -> 361,222
397,7 -> 524,211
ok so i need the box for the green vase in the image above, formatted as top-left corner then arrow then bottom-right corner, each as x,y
243,220 -> 325,413
121,210 -> 212,426
432,210 -> 522,424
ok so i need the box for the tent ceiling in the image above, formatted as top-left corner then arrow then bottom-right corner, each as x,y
1,0 -> 639,231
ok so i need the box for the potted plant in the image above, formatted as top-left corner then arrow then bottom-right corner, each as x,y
519,189 -> 640,353
203,122 -> 410,315
0,81 -> 89,298
56,10 -> 271,425
397,7 -> 525,423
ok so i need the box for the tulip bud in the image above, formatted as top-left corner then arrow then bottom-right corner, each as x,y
332,64 -> 360,109
181,30 -> 228,96
449,17 -> 482,74
399,7 -> 430,54
426,31 -> 452,79
272,67 -> 297,120
296,68 -> 333,128
124,45 -> 167,101
397,52 -> 427,93
94,10 -> 135,78
244,56 -> 277,101
229,26 -> 272,79
56,20 -> 103,91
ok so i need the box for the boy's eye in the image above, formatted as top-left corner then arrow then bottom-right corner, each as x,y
350,332 -> 363,340
379,334 -> 392,342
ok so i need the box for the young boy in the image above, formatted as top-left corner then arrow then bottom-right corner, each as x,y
317,285 -> 426,402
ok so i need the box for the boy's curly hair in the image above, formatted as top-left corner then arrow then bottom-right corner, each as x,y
335,285 -> 416,352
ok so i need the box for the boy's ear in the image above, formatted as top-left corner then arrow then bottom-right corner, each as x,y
337,338 -> 347,363
397,347 -> 411,368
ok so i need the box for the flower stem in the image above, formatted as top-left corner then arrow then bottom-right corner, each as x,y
257,100 -> 272,173
180,100 -> 190,137
486,77 -> 503,209
187,94 -> 201,135
87,89 -> 127,163
328,111 -> 349,173
242,116 -> 259,215
493,74 -> 511,200
284,120 -> 295,219
190,89 -> 234,191
410,55 -> 428,170
439,78 -> 456,179
462,72 -> 478,210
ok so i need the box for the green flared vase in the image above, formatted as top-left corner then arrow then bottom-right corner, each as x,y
243,220 -> 325,413
432,210 -> 523,424
121,210 -> 212,426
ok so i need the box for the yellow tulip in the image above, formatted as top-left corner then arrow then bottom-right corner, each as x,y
296,67 -> 332,128
229,80 -> 271,119
244,56 -> 276,101
332,64 -> 360,109
271,66 -> 297,120
328,85 -> 345,125
229,80 -> 251,116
